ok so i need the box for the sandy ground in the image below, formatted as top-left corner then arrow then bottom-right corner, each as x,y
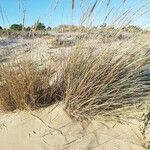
0,104 -> 146,150
0,32 -> 149,150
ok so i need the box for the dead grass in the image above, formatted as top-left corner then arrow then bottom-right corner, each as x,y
64,46 -> 150,121
0,58 -> 65,111
51,37 -> 75,47
0,40 -> 149,121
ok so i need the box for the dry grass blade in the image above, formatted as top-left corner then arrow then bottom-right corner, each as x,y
0,4 -> 5,24
106,0 -> 111,11
72,0 -> 75,12
53,0 -> 60,10
81,0 -> 99,25
80,0 -> 83,7
89,0 -> 98,16
64,47 -> 150,121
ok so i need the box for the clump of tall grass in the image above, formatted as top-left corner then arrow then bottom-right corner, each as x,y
0,59 -> 65,111
0,43 -> 149,119
64,47 -> 150,121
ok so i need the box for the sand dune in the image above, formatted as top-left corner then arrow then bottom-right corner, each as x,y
0,104 -> 146,150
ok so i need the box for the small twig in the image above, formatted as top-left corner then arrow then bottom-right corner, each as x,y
31,113 -> 63,135
43,139 -> 60,148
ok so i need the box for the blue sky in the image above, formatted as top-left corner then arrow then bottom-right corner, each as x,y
0,0 -> 149,28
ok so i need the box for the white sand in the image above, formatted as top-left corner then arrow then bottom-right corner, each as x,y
0,104 -> 146,150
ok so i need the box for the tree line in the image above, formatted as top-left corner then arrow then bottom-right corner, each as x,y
0,22 -> 51,31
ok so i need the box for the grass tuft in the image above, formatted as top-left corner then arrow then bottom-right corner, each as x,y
64,47 -> 150,120
0,59 -> 65,111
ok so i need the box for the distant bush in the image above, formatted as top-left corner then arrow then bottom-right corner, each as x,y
10,24 -> 23,31
35,22 -> 45,30
51,37 -> 76,47
123,25 -> 142,32
0,26 -> 2,30
53,25 -> 92,33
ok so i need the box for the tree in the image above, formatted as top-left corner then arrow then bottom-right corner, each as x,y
0,26 -> 2,30
10,24 -> 23,31
35,22 -> 45,30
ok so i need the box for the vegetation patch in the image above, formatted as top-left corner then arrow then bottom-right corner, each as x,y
0,59 -> 65,111
64,47 -> 150,120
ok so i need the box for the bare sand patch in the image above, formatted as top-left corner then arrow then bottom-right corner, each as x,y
0,104 -> 146,150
